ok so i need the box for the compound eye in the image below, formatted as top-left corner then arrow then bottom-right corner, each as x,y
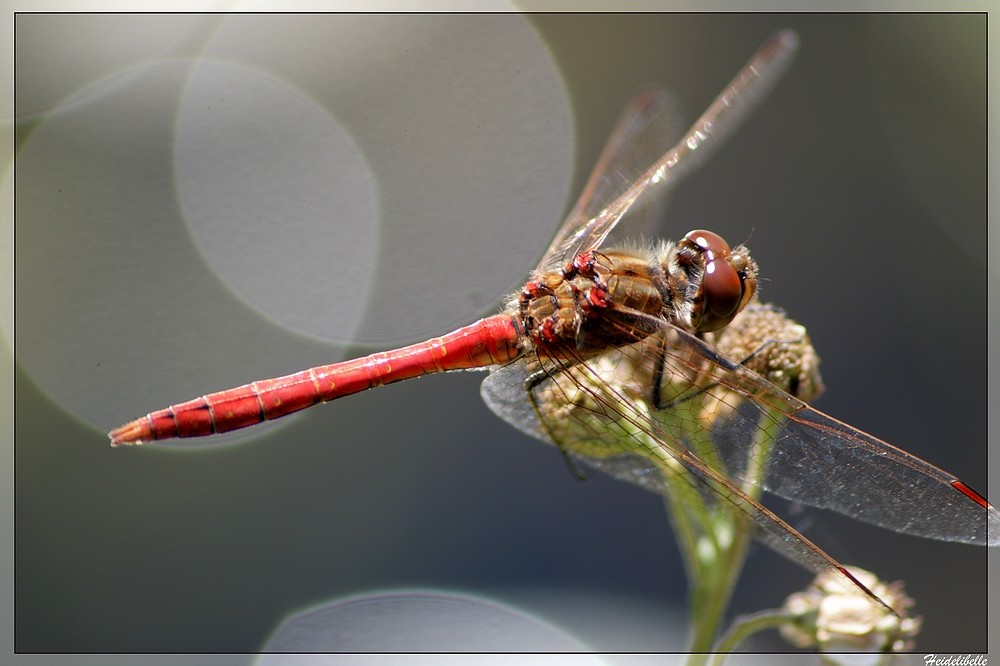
700,256 -> 743,332
682,230 -> 750,333
684,229 -> 730,257
731,251 -> 758,315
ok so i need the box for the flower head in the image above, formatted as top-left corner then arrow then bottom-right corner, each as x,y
781,566 -> 922,657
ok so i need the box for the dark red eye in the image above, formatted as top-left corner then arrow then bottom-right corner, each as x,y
701,255 -> 742,330
682,230 -> 753,332
685,229 -> 730,256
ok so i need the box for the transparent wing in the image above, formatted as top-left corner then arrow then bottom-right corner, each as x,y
480,326 -> 891,612
677,307 -> 998,546
603,91 -> 682,247
482,305 -> 997,547
537,30 -> 800,273
537,86 -> 681,271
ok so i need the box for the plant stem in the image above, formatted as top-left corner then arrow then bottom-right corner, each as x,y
709,609 -> 799,666
678,407 -> 784,663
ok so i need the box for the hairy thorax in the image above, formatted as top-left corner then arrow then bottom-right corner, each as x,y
515,231 -> 759,359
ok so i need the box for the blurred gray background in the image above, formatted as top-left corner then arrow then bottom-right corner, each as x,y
13,12 -> 988,657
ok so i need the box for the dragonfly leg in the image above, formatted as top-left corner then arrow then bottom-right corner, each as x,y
523,356 -> 591,482
649,323 -> 806,411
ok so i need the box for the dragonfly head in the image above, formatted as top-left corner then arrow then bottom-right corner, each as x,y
678,229 -> 758,333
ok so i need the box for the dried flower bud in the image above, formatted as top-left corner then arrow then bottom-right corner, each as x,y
710,302 -> 824,402
781,566 -> 922,658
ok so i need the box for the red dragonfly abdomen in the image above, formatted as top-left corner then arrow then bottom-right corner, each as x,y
109,315 -> 524,446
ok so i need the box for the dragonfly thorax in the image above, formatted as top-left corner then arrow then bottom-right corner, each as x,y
517,230 -> 758,356
518,246 -> 669,355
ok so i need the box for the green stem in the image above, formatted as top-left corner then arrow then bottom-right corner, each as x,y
684,517 -> 752,663
681,407 -> 785,663
709,609 -> 799,666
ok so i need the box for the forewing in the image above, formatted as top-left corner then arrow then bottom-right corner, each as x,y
537,30 -> 800,273
657,306 -> 998,546
483,300 -> 997,548
538,86 -> 683,272
480,334 -> 891,611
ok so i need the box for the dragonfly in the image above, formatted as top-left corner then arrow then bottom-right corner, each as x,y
109,31 -> 997,609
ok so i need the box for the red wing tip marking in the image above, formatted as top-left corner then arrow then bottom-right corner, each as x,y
951,480 -> 992,509
837,567 -> 898,617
